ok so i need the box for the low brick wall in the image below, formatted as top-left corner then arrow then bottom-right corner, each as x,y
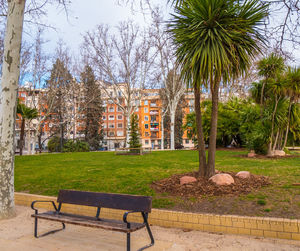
16,192 -> 300,241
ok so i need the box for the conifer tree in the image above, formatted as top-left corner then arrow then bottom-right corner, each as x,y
46,58 -> 73,151
128,114 -> 141,149
81,65 -> 103,150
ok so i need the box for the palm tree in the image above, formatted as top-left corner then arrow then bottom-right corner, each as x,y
17,102 -> 38,155
257,53 -> 285,117
282,67 -> 300,149
267,79 -> 285,154
169,0 -> 267,178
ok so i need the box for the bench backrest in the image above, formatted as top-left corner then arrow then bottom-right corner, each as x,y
57,190 -> 152,213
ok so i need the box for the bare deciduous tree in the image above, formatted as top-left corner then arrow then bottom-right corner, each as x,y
150,7 -> 186,150
83,20 -> 154,146
0,0 -> 26,219
0,0 -> 70,219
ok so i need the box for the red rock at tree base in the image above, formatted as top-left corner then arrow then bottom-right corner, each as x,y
180,176 -> 197,185
209,173 -> 234,186
248,150 -> 256,158
236,171 -> 251,179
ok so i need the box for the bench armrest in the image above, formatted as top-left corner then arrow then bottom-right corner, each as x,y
31,200 -> 58,213
123,210 -> 142,224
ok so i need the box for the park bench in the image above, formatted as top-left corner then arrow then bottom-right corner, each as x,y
31,190 -> 154,251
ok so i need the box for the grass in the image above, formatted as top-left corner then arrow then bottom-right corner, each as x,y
15,149 -> 300,218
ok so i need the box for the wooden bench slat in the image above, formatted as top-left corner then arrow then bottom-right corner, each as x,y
32,211 -> 145,233
57,190 -> 152,212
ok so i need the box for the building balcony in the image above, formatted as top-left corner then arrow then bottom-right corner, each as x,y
149,111 -> 159,115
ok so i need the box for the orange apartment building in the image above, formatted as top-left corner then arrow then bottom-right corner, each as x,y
16,85 -> 199,153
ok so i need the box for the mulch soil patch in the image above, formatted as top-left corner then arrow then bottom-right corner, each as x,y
151,171 -> 271,197
237,154 -> 299,159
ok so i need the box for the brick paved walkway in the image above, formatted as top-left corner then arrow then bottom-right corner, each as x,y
0,206 -> 300,251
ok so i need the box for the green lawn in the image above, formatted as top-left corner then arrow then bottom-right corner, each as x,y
15,150 -> 300,218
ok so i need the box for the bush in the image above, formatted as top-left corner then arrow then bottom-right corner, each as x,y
246,122 -> 269,155
47,136 -> 61,152
63,140 -> 90,152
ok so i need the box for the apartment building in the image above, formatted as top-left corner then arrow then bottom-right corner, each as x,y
15,82 -> 201,153
138,89 -> 162,149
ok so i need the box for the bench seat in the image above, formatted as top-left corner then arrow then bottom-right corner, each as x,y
32,211 -> 145,233
31,190 -> 154,251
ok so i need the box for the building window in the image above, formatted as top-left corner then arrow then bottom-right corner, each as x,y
117,131 -> 124,136
109,124 -> 114,128
190,99 -> 194,106
144,107 -> 148,113
150,115 -> 156,122
144,100 -> 148,105
117,115 -> 123,120
185,139 -> 190,144
118,91 -> 122,97
189,107 -> 194,113
144,116 -> 149,121
102,116 -> 106,120
145,124 -> 149,129
145,140 -> 149,145
117,107 -> 123,112
109,131 -> 114,136
145,132 -> 149,137
118,123 -> 123,128
109,107 -> 114,112
109,115 -> 114,120
103,124 -> 107,129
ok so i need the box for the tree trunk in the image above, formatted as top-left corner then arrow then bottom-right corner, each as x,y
60,123 -> 64,152
273,129 -> 279,151
125,113 -> 130,148
27,123 -> 31,155
282,100 -> 292,150
170,108 -> 175,150
268,97 -> 279,156
38,123 -> 44,153
19,119 -> 25,156
0,0 -> 26,219
260,79 -> 267,118
207,81 -> 220,178
161,113 -> 165,150
194,85 -> 207,177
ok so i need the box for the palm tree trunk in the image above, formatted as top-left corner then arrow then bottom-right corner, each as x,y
194,85 -> 207,176
207,81 -> 220,178
273,129 -> 279,151
282,100 -> 292,150
19,119 -> 25,156
268,97 -> 279,155
260,79 -> 267,118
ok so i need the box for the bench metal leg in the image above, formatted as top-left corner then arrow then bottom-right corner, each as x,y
127,232 -> 131,251
137,213 -> 154,251
34,217 -> 65,238
127,222 -> 131,251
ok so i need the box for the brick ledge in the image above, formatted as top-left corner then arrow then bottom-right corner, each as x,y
15,192 -> 300,241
